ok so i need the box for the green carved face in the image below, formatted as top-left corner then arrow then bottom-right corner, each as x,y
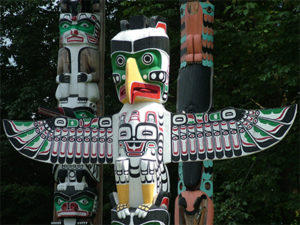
59,20 -> 95,36
59,13 -> 100,45
54,193 -> 96,218
111,49 -> 169,104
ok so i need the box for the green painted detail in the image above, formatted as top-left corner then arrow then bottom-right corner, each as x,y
200,160 -> 213,197
258,118 -> 280,127
200,2 -> 215,16
202,33 -> 213,42
112,49 -> 165,98
177,162 -> 186,195
18,129 -> 34,138
74,110 -> 96,119
203,59 -> 213,67
180,35 -> 186,44
14,121 -> 33,127
75,195 -> 95,212
180,61 -> 187,69
209,112 -> 221,121
83,118 -> 92,125
253,126 -> 268,137
59,20 -> 95,36
27,136 -> 41,147
260,107 -> 284,115
39,140 -> 49,153
180,3 -> 186,17
68,119 -> 79,127
244,132 -> 255,144
204,160 -> 213,167
195,113 -> 204,122
54,196 -> 66,212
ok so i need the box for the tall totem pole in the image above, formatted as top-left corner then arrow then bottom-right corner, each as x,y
176,1 -> 214,224
2,2 -> 298,225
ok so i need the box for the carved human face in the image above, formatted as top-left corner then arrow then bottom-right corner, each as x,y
54,190 -> 97,218
111,27 -> 169,104
59,13 -> 100,45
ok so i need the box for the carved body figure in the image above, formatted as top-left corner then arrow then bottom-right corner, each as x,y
56,12 -> 100,111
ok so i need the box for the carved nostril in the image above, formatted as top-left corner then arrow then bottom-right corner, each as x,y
71,29 -> 78,36
69,202 -> 78,211
61,202 -> 68,210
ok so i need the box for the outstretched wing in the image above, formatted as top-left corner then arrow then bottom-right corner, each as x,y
3,116 -> 113,164
171,105 -> 297,162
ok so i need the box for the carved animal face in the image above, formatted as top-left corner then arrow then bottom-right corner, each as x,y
111,18 -> 170,104
54,190 -> 97,218
59,13 -> 100,46
118,110 -> 161,157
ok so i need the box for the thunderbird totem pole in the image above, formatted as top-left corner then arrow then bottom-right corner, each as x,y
2,2 -> 298,225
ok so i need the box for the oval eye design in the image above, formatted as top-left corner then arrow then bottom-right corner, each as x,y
142,53 -> 154,65
62,23 -> 70,29
119,126 -> 131,140
116,55 -> 125,67
112,74 -> 121,84
136,124 -> 157,140
80,22 -> 89,28
79,198 -> 89,205
56,198 -> 63,205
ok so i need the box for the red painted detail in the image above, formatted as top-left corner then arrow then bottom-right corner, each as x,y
119,85 -> 126,102
160,197 -> 169,209
67,35 -> 83,43
128,110 -> 140,122
72,16 -> 77,21
155,22 -> 167,32
125,141 -> 145,156
275,107 -> 288,120
130,82 -> 161,104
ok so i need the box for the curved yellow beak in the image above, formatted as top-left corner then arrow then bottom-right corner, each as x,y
125,57 -> 144,104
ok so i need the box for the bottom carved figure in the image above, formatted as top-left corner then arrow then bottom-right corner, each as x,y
175,191 -> 214,225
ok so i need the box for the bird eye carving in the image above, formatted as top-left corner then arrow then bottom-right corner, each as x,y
142,53 -> 153,65
116,55 -> 125,67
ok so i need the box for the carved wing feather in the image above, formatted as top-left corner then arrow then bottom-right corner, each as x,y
3,116 -> 113,164
171,105 -> 297,162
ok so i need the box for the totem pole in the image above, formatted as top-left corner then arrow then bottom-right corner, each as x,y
3,14 -> 297,225
175,1 -> 214,224
5,0 -> 103,224
52,1 -> 103,224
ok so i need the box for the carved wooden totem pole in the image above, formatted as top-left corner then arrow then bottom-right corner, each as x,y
175,1 -> 214,224
2,4 -> 298,225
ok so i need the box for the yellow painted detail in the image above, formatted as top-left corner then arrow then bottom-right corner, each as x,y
142,183 -> 155,204
116,184 -> 129,205
125,57 -> 145,104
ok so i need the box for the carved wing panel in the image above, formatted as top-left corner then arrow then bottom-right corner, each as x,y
3,116 -> 113,164
171,105 -> 297,162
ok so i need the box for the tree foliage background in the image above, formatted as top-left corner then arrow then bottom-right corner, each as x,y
0,0 -> 299,224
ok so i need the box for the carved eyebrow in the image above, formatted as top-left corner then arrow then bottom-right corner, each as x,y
134,36 -> 169,54
111,40 -> 132,54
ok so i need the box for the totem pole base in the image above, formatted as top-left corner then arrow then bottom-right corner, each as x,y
175,190 -> 214,225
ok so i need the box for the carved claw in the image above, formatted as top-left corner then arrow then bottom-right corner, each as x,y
56,74 -> 70,83
77,72 -> 92,82
116,203 -> 130,219
134,203 -> 152,218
